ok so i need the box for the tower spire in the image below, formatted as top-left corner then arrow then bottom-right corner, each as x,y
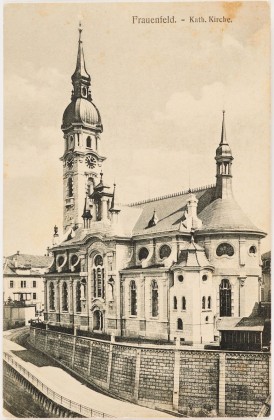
220,110 -> 227,145
215,111 -> 234,199
71,24 -> 91,100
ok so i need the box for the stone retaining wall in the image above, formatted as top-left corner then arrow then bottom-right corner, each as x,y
30,327 -> 270,417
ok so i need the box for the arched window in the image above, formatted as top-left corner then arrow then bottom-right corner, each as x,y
173,296 -> 177,310
182,296 -> 186,310
220,279 -> 232,317
86,136 -> 92,148
62,282 -> 68,311
67,177 -> 73,197
76,281 -> 81,313
151,280 -> 158,317
130,280 -> 137,315
177,318 -> 183,330
93,255 -> 104,298
208,296 -> 211,309
202,296 -> 206,309
87,177 -> 94,195
49,282 -> 55,310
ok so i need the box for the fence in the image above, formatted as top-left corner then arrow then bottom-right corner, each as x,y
3,351 -> 115,418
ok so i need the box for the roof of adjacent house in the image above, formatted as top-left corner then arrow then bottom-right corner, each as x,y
218,316 -> 265,332
262,251 -> 271,260
4,254 -> 53,270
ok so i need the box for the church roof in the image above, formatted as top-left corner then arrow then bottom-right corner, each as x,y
130,185 -> 216,236
173,240 -> 213,269
198,197 -> 263,234
130,185 -> 264,237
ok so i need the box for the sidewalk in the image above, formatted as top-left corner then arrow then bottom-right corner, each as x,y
3,336 -> 175,418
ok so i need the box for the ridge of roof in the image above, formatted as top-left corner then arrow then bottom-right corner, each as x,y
128,184 -> 216,207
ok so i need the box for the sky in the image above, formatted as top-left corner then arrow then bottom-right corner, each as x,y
4,1 -> 271,256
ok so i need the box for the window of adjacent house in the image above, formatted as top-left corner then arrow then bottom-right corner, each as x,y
173,296 -> 177,310
33,292 -> 37,300
208,296 -> 211,309
62,282 -> 68,312
151,280 -> 158,317
76,281 -> 81,313
130,280 -> 137,316
182,296 -> 186,310
220,279 -> 232,317
86,136 -> 92,148
177,318 -> 183,330
33,280 -> 36,288
21,280 -> 26,288
49,282 -> 55,310
67,177 -> 73,198
202,296 -> 206,309
10,280 -> 14,288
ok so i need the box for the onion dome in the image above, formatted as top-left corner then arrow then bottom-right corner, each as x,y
62,99 -> 102,130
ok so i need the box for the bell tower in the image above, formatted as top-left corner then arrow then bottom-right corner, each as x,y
61,25 -> 106,232
215,111 -> 234,199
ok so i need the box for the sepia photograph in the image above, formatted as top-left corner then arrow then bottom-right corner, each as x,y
3,1 -> 271,418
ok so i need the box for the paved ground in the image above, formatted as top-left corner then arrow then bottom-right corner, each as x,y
3,328 -> 176,418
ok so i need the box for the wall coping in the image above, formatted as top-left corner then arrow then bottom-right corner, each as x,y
31,327 -> 271,356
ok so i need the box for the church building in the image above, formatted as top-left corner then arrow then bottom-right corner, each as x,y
44,28 -> 266,345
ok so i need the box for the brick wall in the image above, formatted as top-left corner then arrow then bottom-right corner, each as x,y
225,353 -> 270,417
90,341 -> 109,383
29,328 -> 270,417
179,351 -> 219,415
110,345 -> 137,400
59,335 -> 74,367
138,349 -> 174,407
73,338 -> 90,374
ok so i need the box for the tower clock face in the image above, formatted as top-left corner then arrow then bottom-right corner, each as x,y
66,156 -> 74,170
85,155 -> 96,169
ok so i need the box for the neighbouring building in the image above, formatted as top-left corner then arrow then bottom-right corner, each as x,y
261,251 -> 271,302
3,252 -> 53,313
44,27 -> 268,346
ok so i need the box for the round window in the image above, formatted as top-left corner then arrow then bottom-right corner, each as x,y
159,244 -> 171,259
202,274 -> 208,281
71,255 -> 78,265
216,243 -> 234,257
94,255 -> 103,266
178,275 -> 184,283
57,256 -> 64,266
249,246 -> 257,254
139,247 -> 149,261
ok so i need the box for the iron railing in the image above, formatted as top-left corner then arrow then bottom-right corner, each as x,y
3,351 -> 115,418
